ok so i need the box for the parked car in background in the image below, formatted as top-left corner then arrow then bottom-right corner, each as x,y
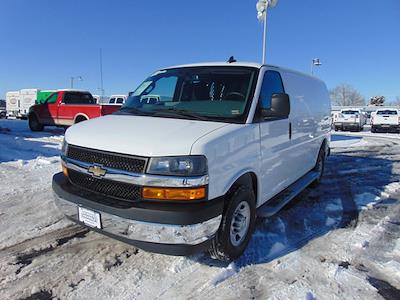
371,109 -> 400,133
53,62 -> 331,261
0,99 -> 6,118
28,89 -> 120,131
109,95 -> 127,105
333,109 -> 364,131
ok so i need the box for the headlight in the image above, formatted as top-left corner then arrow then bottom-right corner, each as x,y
147,156 -> 207,176
61,139 -> 68,156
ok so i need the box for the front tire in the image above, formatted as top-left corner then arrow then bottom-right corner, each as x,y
209,186 -> 256,261
28,114 -> 44,131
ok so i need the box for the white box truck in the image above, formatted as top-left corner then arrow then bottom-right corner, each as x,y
6,91 -> 21,118
19,89 -> 39,118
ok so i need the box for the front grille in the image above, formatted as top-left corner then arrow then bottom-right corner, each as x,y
68,169 -> 141,201
67,145 -> 147,173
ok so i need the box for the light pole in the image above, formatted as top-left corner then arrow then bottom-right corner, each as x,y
70,76 -> 83,88
256,0 -> 279,64
311,58 -> 322,75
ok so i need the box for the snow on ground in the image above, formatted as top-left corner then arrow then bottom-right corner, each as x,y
0,119 -> 400,300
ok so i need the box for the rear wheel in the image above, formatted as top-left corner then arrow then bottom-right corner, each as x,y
311,145 -> 326,187
75,116 -> 88,124
371,126 -> 376,133
28,114 -> 44,131
209,186 -> 256,261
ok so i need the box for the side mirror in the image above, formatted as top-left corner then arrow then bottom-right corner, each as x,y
262,93 -> 290,119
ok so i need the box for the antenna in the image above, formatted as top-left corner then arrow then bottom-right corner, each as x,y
227,56 -> 237,63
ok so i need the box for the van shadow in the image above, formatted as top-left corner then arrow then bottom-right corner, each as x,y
197,153 -> 397,268
0,120 -> 63,163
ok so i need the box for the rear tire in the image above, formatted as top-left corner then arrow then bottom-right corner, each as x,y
28,114 -> 44,132
209,186 -> 256,262
75,116 -> 88,124
311,145 -> 326,187
371,126 -> 376,133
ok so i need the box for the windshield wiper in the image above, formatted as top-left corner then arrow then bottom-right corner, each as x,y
153,108 -> 208,121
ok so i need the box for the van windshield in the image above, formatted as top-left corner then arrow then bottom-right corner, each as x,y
120,66 -> 258,123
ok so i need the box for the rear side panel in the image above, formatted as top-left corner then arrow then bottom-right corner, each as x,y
280,71 -> 331,175
101,105 -> 120,116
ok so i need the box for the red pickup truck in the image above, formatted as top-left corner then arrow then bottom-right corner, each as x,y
28,90 -> 120,131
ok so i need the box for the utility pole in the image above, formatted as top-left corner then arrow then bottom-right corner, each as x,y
99,48 -> 104,97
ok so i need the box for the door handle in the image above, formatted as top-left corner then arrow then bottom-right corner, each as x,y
289,122 -> 292,140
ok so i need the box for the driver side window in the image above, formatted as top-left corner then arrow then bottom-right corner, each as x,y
260,71 -> 284,109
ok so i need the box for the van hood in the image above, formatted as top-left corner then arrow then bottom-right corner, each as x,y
65,115 -> 229,156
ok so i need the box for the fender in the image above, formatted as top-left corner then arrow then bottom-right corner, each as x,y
222,168 -> 260,205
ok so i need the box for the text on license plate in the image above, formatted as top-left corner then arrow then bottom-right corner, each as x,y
78,207 -> 102,229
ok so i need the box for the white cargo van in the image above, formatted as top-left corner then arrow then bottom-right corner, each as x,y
53,62 -> 331,261
6,91 -> 21,118
19,89 -> 39,118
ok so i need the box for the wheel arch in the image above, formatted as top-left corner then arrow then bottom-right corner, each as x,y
74,113 -> 89,123
223,171 -> 259,206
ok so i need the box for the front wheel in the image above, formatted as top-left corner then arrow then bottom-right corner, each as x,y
28,114 -> 44,132
209,186 -> 256,261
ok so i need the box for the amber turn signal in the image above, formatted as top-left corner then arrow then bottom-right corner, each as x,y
142,187 -> 206,201
62,165 -> 69,177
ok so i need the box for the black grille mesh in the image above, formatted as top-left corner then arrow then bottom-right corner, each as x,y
67,145 -> 147,173
68,169 -> 141,201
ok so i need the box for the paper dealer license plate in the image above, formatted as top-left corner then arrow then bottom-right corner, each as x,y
78,207 -> 102,229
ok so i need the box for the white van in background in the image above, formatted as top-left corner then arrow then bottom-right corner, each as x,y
6,91 -> 21,118
109,95 -> 127,105
53,62 -> 331,261
19,89 -> 39,118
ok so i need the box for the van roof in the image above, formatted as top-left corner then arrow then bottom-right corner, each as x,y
162,61 -> 322,82
110,95 -> 127,98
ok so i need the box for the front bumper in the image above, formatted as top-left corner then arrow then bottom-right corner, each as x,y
52,173 -> 224,255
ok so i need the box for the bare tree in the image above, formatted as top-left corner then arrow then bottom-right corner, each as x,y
388,96 -> 400,107
330,84 -> 365,106
369,96 -> 385,106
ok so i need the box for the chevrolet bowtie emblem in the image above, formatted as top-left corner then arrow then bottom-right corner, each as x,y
88,165 -> 107,177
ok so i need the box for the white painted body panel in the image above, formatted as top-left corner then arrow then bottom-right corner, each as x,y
6,91 -> 20,114
19,89 -> 38,115
65,115 -> 229,157
64,62 -> 331,206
